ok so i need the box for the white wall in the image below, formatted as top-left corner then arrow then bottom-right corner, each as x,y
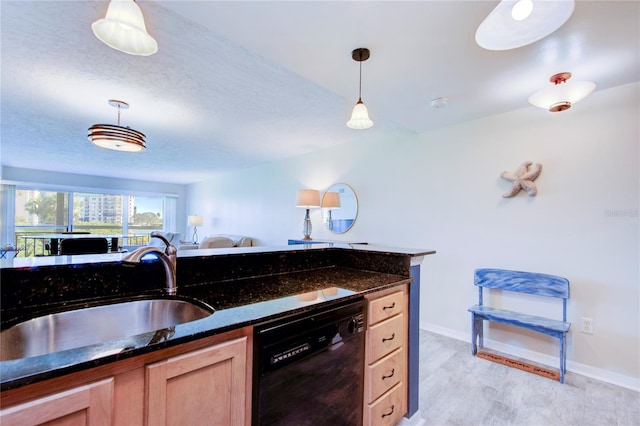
187,83 -> 639,388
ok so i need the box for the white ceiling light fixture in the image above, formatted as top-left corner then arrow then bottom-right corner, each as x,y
91,0 -> 158,56
528,72 -> 596,112
88,100 -> 147,152
475,0 -> 575,51
346,48 -> 374,130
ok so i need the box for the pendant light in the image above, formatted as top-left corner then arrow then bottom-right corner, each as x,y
475,0 -> 575,51
347,48 -> 374,130
528,72 -> 596,112
88,100 -> 146,152
91,0 -> 158,56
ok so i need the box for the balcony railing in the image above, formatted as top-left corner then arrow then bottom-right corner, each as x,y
13,226 -> 154,257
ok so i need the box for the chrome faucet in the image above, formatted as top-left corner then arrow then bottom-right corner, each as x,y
123,232 -> 178,295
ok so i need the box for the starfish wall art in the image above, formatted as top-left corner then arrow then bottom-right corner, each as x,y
500,161 -> 542,198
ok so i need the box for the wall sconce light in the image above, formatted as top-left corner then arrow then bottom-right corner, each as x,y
188,215 -> 203,243
92,0 -> 158,56
475,0 -> 575,51
346,48 -> 374,130
296,189 -> 320,240
528,72 -> 596,112
88,100 -> 146,152
321,191 -> 341,232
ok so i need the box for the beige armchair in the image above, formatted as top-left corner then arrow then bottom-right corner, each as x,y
198,236 -> 234,249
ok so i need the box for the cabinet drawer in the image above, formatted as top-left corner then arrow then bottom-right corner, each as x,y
366,348 -> 404,404
368,291 -> 404,325
367,314 -> 404,364
364,382 -> 405,426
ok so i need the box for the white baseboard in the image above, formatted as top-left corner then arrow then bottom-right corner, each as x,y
420,322 -> 640,392
397,411 -> 425,426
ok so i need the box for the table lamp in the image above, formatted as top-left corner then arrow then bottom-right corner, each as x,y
321,192 -> 341,231
188,215 -> 203,243
296,189 -> 320,240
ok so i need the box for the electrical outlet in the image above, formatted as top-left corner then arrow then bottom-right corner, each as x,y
581,317 -> 593,334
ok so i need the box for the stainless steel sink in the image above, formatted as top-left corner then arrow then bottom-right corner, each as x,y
0,297 -> 214,361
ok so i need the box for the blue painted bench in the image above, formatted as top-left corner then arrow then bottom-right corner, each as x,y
468,268 -> 571,383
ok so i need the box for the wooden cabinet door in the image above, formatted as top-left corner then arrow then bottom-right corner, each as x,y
145,336 -> 247,426
0,378 -> 113,426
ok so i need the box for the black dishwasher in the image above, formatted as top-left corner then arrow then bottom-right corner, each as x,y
252,298 -> 366,426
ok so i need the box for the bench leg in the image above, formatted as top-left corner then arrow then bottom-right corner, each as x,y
560,333 -> 567,384
470,313 -> 477,355
470,314 -> 483,355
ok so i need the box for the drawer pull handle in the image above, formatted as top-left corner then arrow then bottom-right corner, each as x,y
382,302 -> 396,311
382,333 -> 395,343
382,368 -> 395,380
381,405 -> 395,419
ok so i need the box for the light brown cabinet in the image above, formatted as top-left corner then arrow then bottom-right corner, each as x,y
363,285 -> 408,426
0,328 -> 252,426
145,336 -> 248,426
0,378 -> 114,426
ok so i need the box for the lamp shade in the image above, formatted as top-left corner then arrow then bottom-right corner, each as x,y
92,0 -> 158,56
321,192 -> 341,209
346,100 -> 374,130
475,0 -> 575,51
88,124 -> 146,152
529,73 -> 596,112
88,100 -> 146,152
187,215 -> 203,227
296,189 -> 320,208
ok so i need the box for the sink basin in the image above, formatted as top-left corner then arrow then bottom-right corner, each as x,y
0,297 -> 214,361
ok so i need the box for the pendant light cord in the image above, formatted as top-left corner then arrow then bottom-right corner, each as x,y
358,59 -> 363,101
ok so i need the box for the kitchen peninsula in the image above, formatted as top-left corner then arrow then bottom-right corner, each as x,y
1,243 -> 434,425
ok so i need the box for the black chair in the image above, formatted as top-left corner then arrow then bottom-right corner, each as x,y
59,238 -> 109,255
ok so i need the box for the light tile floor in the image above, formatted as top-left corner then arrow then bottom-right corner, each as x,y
418,330 -> 639,426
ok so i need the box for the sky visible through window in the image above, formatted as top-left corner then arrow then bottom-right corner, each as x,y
134,197 -> 163,216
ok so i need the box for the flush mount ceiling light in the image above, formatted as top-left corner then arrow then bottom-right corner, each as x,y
346,48 -> 374,130
88,100 -> 146,152
528,72 -> 596,112
475,0 -> 575,51
431,97 -> 448,109
91,0 -> 158,56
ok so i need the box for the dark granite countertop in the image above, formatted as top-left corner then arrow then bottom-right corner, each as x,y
0,264 -> 411,391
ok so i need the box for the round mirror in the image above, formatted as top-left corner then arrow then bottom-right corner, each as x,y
321,183 -> 358,234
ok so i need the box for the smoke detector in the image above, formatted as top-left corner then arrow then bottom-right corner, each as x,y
431,97 -> 448,109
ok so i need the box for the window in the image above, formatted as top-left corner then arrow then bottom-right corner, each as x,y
15,189 -> 69,231
13,189 -> 169,257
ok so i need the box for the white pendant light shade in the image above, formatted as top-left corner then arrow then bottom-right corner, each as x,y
528,72 -> 595,112
92,0 -> 158,56
347,100 -> 374,130
475,0 -> 575,51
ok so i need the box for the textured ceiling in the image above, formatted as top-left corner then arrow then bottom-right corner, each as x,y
1,1 -> 638,184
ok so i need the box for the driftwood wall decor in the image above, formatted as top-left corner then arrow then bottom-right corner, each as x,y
500,161 -> 542,198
